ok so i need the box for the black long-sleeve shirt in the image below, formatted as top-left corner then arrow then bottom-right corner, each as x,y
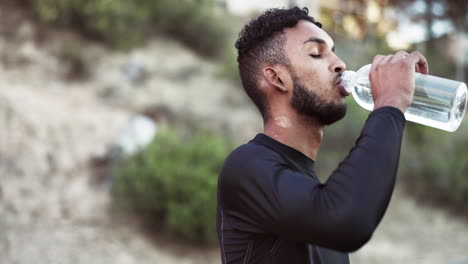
216,107 -> 406,264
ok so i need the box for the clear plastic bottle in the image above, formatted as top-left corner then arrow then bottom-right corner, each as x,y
342,64 -> 468,132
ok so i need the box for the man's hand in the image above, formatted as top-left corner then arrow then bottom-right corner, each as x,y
370,50 -> 429,113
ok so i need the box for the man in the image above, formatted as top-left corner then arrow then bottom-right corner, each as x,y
216,7 -> 428,264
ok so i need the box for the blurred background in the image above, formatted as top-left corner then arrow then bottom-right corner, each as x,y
0,0 -> 467,263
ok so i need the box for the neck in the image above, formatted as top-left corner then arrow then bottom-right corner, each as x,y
263,113 -> 323,160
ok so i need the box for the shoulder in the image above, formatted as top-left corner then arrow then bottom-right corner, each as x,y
218,142 -> 286,189
223,142 -> 284,173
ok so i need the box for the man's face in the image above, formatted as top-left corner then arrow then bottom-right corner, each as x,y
283,20 -> 348,125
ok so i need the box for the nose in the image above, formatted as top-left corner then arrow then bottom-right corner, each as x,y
330,56 -> 346,73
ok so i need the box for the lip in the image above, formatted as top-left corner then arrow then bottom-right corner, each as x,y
336,80 -> 350,97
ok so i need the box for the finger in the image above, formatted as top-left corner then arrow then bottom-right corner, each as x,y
371,54 -> 386,73
381,55 -> 393,64
372,54 -> 386,65
390,50 -> 409,62
408,51 -> 429,74
395,50 -> 409,57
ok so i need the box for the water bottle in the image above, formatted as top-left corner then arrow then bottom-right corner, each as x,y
342,64 -> 467,132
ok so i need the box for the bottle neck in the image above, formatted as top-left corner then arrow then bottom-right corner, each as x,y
341,70 -> 357,94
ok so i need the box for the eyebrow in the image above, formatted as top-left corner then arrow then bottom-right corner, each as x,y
303,37 -> 335,52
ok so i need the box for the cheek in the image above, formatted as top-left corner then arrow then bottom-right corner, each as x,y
292,60 -> 332,95
305,71 -> 329,95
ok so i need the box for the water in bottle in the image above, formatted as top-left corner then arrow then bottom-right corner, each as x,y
341,64 -> 467,132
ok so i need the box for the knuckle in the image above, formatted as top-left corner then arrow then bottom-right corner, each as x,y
374,54 -> 383,60
396,50 -> 409,55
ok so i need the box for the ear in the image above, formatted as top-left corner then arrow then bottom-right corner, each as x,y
262,66 -> 290,93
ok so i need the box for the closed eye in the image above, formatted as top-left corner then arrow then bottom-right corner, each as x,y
309,54 -> 321,58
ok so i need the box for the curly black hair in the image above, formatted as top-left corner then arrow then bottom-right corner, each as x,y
235,7 -> 322,120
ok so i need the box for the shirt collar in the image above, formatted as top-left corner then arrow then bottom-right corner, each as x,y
251,133 -> 315,169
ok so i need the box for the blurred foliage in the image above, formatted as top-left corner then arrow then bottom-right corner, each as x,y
401,121 -> 468,205
216,17 -> 244,84
112,128 -> 233,242
391,0 -> 468,31
28,0 -> 229,57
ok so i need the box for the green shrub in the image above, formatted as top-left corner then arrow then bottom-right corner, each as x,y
30,0 -> 229,56
400,121 -> 468,205
112,128 -> 232,242
216,46 -> 241,84
154,0 -> 229,58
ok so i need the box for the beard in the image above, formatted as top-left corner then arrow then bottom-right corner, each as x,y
290,74 -> 347,126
